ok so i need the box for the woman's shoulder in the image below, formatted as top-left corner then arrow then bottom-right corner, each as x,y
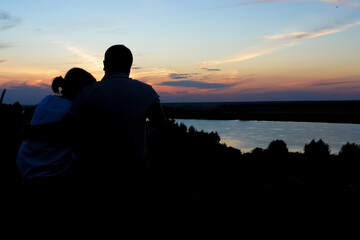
38,95 -> 71,104
36,95 -> 72,111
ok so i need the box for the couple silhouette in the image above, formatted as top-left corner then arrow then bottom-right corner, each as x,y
16,44 -> 167,235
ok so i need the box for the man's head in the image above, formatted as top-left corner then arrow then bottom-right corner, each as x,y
103,45 -> 133,75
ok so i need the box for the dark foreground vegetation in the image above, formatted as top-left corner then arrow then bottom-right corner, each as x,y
162,100 -> 360,123
2,102 -> 360,237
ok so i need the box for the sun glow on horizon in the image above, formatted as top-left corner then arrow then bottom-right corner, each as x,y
0,0 -> 359,104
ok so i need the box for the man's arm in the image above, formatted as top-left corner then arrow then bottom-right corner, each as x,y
22,112 -> 80,145
147,100 -> 167,130
146,100 -> 168,147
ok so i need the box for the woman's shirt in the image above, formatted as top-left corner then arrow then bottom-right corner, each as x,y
16,95 -> 74,181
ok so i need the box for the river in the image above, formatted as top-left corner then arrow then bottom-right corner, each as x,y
175,119 -> 360,154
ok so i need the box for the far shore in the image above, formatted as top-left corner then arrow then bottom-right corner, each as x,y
162,100 -> 360,124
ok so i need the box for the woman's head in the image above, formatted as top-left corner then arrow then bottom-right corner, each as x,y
51,68 -> 96,100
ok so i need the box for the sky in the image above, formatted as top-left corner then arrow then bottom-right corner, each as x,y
1,0 -> 359,104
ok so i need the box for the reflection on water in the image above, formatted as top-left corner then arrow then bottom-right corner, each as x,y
176,119 -> 360,153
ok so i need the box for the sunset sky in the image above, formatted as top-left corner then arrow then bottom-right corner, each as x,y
1,0 -> 359,104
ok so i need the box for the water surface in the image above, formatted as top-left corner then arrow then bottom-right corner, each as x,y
176,119 -> 360,153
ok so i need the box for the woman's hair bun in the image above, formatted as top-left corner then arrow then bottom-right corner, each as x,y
51,76 -> 64,94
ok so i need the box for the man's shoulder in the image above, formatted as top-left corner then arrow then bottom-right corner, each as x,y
102,73 -> 153,88
131,79 -> 159,97
131,78 -> 152,87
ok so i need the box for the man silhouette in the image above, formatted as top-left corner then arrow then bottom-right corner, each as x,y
70,44 -> 166,166
72,44 -> 165,209
68,45 -> 167,231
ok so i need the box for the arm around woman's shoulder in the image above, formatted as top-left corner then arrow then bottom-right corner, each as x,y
22,112 -> 80,145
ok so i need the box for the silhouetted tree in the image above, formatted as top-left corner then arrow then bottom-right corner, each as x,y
304,139 -> 330,159
265,139 -> 290,175
267,139 -> 289,156
251,147 -> 263,155
1,102 -> 25,225
339,142 -> 360,161
338,142 -> 360,188
0,89 -> 6,104
0,102 -> 23,184
188,125 -> 196,134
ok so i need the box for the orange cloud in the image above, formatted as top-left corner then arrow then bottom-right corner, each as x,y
0,66 -> 62,88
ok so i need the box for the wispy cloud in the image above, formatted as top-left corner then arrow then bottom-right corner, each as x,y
0,43 -> 11,49
265,21 -> 360,41
169,73 -> 193,79
212,0 -> 359,8
0,12 -> 17,65
309,76 -> 360,87
160,80 -> 234,89
320,0 -> 359,7
0,78 -> 50,89
202,68 -> 222,71
132,66 -> 143,70
200,19 -> 360,66
200,43 -> 296,66
66,45 -> 102,69
51,40 -> 102,71
215,0 -> 295,8
0,11 -> 20,30
311,80 -> 355,87
132,68 -> 173,78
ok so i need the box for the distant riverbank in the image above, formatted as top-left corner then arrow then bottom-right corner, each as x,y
162,101 -> 360,124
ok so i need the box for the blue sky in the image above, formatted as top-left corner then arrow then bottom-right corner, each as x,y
1,0 -> 360,104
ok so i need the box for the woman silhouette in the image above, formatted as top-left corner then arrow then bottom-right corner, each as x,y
16,67 -> 96,183
16,68 -> 96,228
